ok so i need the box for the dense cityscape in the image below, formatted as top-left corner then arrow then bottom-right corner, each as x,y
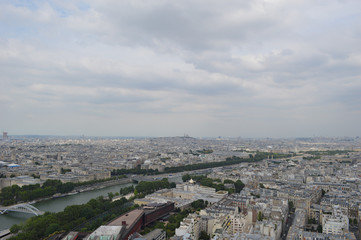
0,134 -> 360,239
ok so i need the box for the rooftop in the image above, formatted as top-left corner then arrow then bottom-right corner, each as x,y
87,226 -> 123,240
108,209 -> 144,228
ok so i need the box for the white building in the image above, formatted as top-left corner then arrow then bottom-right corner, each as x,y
175,213 -> 201,240
322,205 -> 349,235
254,220 -> 282,240
230,214 -> 247,234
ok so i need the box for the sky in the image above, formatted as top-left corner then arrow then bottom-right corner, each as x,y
1,0 -> 361,138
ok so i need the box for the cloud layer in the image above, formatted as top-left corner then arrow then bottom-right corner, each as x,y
1,0 -> 361,137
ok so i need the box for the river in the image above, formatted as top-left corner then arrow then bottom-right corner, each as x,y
0,182 -> 134,231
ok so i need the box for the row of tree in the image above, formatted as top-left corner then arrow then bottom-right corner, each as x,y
182,174 -> 245,193
135,178 -> 176,196
303,150 -> 352,156
302,150 -> 353,160
303,155 -> 321,160
111,166 -> 159,176
165,152 -> 292,174
73,175 -> 126,187
119,185 -> 135,195
0,180 -> 75,206
107,185 -> 136,201
247,152 -> 293,160
188,149 -> 213,156
0,176 -> 127,206
164,156 -> 249,173
111,151 -> 289,177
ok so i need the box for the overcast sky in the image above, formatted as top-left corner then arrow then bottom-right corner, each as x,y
1,0 -> 361,138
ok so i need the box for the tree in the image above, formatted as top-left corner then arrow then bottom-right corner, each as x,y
120,185 -> 134,195
44,223 -> 61,237
257,211 -> 263,221
199,231 -> 210,240
58,182 -> 74,193
317,225 -> 322,233
182,174 -> 191,182
31,174 -> 40,179
353,218 -> 358,225
224,179 -> 234,184
108,192 -> 114,201
227,188 -> 235,194
154,222 -> 165,229
234,180 -> 245,192
288,201 -> 294,212
308,218 -> 316,224
60,168 -> 71,174
135,179 -> 172,195
191,199 -> 207,210
43,179 -> 62,190
321,189 -> 326,196
10,224 -> 21,233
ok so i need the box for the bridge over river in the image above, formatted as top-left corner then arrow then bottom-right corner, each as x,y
0,203 -> 44,216
0,181 -> 134,231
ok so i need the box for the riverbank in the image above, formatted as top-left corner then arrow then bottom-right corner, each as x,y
0,181 -> 135,231
24,177 -> 133,205
74,177 -> 133,193
0,178 -> 133,211
0,229 -> 11,239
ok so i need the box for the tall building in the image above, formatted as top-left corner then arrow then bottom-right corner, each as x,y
2,132 -> 8,140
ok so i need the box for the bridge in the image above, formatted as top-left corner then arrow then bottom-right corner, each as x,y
0,203 -> 44,216
131,174 -> 183,184
131,175 -> 157,183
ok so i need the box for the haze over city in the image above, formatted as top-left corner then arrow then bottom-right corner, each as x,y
1,0 -> 361,137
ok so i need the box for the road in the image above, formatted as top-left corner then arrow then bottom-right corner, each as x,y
282,211 -> 295,240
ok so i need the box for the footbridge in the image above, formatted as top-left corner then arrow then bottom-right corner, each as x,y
0,203 -> 44,216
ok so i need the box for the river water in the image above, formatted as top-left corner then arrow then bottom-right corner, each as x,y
0,182 -> 134,231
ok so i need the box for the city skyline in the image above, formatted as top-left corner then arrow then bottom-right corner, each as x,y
1,0 -> 361,138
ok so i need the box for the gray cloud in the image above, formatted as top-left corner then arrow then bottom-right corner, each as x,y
0,0 -> 361,137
